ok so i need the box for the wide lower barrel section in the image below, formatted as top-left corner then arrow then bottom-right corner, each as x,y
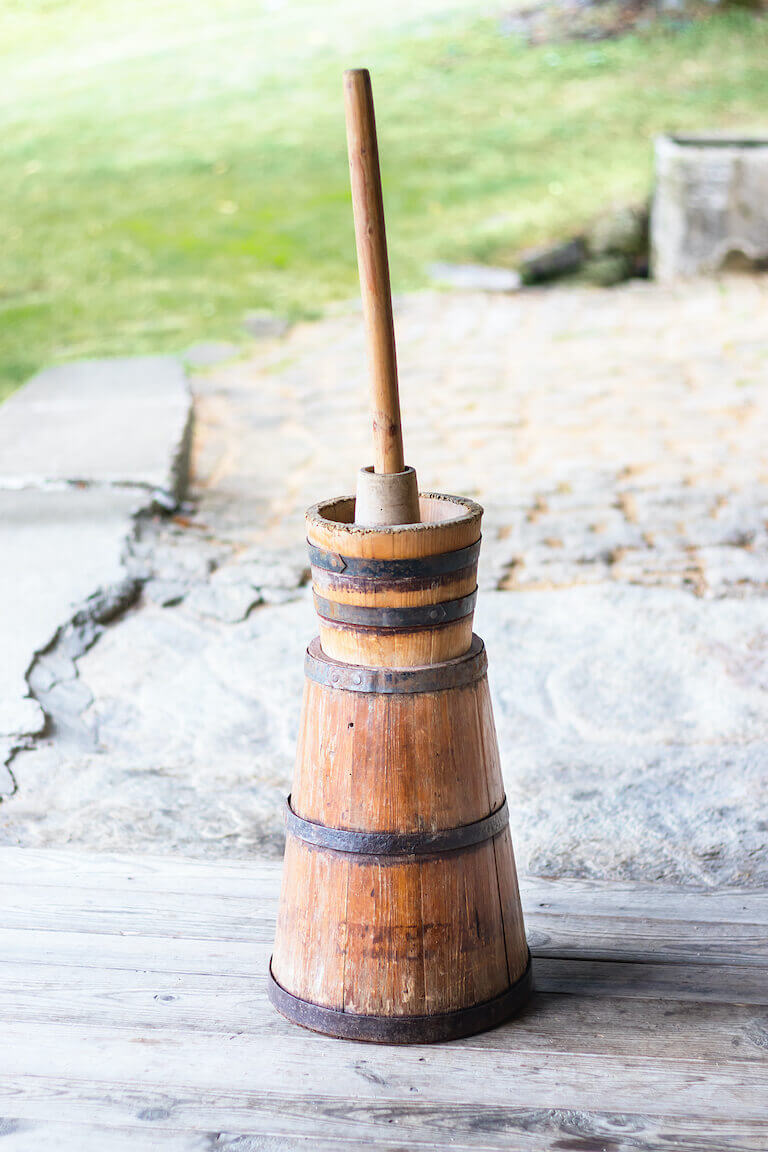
269,636 -> 532,1043
306,492 -> 482,667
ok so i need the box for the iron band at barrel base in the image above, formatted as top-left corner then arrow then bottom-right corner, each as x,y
314,589 -> 477,629
304,634 -> 487,693
284,795 -> 509,857
267,952 -> 533,1044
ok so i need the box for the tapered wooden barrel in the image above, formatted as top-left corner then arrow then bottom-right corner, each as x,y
269,493 -> 531,1043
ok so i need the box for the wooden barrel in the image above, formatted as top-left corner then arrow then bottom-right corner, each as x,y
268,493 -> 532,1043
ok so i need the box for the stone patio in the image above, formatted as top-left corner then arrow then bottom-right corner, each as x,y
2,276 -> 767,887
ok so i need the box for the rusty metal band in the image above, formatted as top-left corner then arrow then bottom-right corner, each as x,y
313,589 -> 477,629
307,538 -> 481,579
304,634 -> 487,694
284,795 -> 509,857
267,952 -> 533,1044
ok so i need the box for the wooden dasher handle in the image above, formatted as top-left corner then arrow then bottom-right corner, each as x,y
344,68 -> 405,475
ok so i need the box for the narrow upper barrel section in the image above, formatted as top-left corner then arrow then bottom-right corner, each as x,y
307,491 -> 482,667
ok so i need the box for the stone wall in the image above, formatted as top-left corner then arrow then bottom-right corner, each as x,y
652,134 -> 768,281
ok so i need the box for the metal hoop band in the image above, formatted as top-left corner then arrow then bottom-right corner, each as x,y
284,795 -> 509,857
307,539 -> 481,579
267,953 -> 533,1044
313,589 -> 477,629
304,635 -> 487,694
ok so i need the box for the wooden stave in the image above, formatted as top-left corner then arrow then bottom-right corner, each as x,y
292,659 -> 504,834
270,826 -> 530,1024
317,616 -> 474,667
308,538 -> 481,612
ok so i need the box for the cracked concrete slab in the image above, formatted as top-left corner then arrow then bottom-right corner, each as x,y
0,488 -> 139,753
0,356 -> 191,499
0,357 -> 192,793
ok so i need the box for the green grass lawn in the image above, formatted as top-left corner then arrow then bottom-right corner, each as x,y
1,2 -> 767,399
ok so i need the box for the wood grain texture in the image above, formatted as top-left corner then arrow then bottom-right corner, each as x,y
4,857 -> 768,970
292,678 -> 502,832
310,564 -> 477,608
5,849 -> 768,928
343,68 -> 405,478
6,1018 -> 768,1119
274,661 -> 527,1022
2,846 -> 768,1151
306,494 -> 482,560
318,616 -> 474,667
2,1105 -> 767,1152
4,959 -> 768,1060
272,837 -> 522,1017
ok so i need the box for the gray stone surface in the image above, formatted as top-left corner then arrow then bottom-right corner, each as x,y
479,587 -> 768,886
427,263 -> 521,292
242,311 -> 291,339
0,357 -> 192,799
2,280 -> 766,887
0,356 -> 192,499
184,342 -> 240,367
519,238 -> 586,284
5,581 -> 766,886
586,203 -> 648,261
0,488 -> 141,792
653,135 -> 768,281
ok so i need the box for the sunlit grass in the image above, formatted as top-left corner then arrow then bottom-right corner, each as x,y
0,3 -> 766,399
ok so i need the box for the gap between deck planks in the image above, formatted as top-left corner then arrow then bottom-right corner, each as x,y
0,845 -> 767,1152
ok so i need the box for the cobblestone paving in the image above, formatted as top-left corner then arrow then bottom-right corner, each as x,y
4,277 -> 768,885
190,277 -> 768,596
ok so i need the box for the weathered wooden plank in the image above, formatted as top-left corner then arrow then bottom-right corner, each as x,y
0,846 -> 281,899
4,1019 -> 768,1120
0,884 -> 276,943
3,1088 -> 768,1152
2,880 -> 768,967
522,875 -> 768,927
3,847 -> 768,928
0,1119 -> 211,1152
0,926 -> 263,977
528,914 -> 768,966
2,847 -> 768,1150
2,926 -> 766,1006
1,961 -> 767,1064
536,956 -> 768,1005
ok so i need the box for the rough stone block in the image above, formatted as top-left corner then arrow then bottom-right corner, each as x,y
0,357 -> 191,499
427,262 -> 521,292
586,204 -> 649,261
652,134 -> 768,281
518,238 -> 586,285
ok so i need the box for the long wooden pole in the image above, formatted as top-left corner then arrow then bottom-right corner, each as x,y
344,68 -> 405,476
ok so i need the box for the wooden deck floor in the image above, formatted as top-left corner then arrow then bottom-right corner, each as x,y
2,846 -> 767,1151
